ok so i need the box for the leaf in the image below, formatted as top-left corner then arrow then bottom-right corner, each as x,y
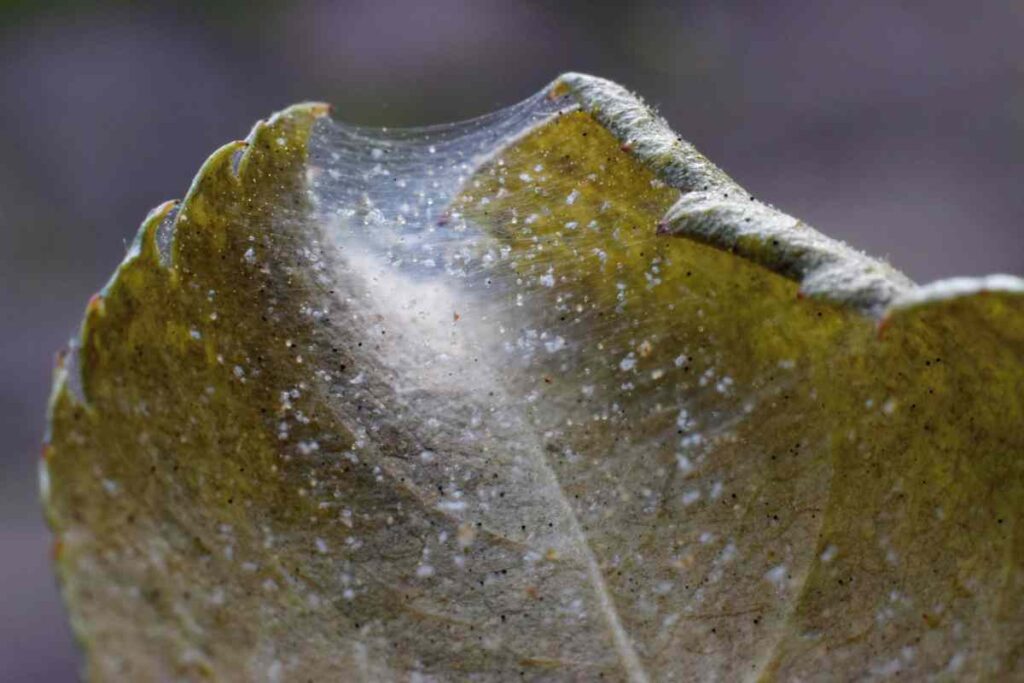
43,75 -> 1024,681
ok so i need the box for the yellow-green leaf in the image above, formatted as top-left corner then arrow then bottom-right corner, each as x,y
44,75 -> 1024,681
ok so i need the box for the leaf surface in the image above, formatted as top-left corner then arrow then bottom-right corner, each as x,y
44,75 -> 1024,681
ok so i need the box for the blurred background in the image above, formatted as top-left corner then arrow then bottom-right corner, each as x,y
1,1 -> 1021,678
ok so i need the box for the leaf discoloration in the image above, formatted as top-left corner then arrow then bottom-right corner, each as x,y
45,76 -> 1024,681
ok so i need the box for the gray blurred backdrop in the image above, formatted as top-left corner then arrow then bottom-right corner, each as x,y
1,1 -> 1021,679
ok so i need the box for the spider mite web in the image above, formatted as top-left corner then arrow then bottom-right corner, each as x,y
284,84 -> 840,681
